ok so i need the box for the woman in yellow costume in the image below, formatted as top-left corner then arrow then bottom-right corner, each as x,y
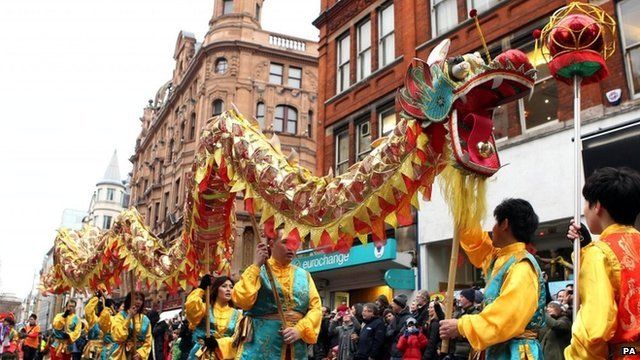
185,275 -> 241,360
82,289 -> 107,359
106,292 -> 152,360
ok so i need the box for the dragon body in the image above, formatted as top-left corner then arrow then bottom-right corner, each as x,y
42,40 -> 537,293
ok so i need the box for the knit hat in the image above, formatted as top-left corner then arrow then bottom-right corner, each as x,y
392,294 -> 408,308
460,288 -> 476,303
474,290 -> 484,303
405,317 -> 417,326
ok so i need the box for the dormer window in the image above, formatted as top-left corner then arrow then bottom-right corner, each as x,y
215,58 -> 228,74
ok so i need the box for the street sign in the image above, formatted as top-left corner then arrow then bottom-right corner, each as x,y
384,268 -> 415,290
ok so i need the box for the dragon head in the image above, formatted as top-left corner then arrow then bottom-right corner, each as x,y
398,39 -> 537,177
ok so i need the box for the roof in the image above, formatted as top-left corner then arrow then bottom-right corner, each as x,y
98,150 -> 122,185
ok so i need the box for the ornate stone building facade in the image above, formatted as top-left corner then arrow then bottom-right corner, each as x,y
129,0 -> 318,297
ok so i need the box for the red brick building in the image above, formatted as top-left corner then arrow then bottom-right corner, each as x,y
312,0 -> 640,296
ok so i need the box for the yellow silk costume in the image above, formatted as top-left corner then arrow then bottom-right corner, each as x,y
232,258 -> 322,359
565,224 -> 640,360
185,288 -> 242,359
110,312 -> 152,360
52,312 -> 81,354
457,229 -> 540,351
84,297 -> 100,331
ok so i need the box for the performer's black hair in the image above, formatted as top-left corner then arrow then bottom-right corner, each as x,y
124,292 -> 145,312
494,198 -> 539,243
210,276 -> 235,308
583,167 -> 640,226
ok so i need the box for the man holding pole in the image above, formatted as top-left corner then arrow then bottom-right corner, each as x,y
232,227 -> 322,360
51,300 -> 81,360
565,167 -> 640,360
439,198 -> 546,359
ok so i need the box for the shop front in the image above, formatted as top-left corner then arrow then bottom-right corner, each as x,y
293,238 -> 415,309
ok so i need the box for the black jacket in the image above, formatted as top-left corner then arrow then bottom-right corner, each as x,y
422,318 -> 441,360
412,304 -> 429,328
312,317 -> 331,360
388,309 -> 412,358
354,317 -> 386,360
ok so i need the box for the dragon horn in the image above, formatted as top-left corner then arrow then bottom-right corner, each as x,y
396,88 -> 426,120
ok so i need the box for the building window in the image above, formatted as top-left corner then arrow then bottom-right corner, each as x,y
215,58 -> 228,74
256,4 -> 261,21
337,33 -> 351,93
356,120 -> 372,160
222,0 -> 233,15
97,189 -> 102,201
335,130 -> 349,175
175,178 -> 181,206
515,35 -> 558,130
433,0 -> 458,36
274,105 -> 298,134
168,139 -> 174,162
147,206 -> 152,226
154,202 -> 160,227
468,0 -> 501,14
620,0 -> 640,97
107,188 -> 115,201
189,113 -> 196,140
212,99 -> 224,116
357,19 -> 372,81
103,215 -> 112,229
256,102 -> 265,129
307,110 -> 313,137
163,192 -> 170,220
379,3 -> 395,67
269,63 -> 284,85
379,107 -> 396,137
288,66 -> 302,88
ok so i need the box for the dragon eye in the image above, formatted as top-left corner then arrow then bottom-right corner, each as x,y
453,56 -> 465,64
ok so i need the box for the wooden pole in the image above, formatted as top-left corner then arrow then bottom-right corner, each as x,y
205,242 -> 211,336
130,274 -> 137,360
441,228 -> 460,354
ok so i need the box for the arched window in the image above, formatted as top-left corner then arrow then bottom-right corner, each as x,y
256,102 -> 265,129
212,99 -> 224,116
274,105 -> 297,134
307,110 -> 313,137
215,58 -> 228,74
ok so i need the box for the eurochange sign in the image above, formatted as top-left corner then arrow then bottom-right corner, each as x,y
292,239 -> 397,273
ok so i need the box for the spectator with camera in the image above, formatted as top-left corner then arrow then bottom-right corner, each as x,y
396,317 -> 427,360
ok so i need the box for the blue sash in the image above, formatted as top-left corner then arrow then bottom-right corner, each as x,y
484,252 -> 546,359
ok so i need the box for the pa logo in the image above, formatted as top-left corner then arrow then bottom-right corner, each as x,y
621,346 -> 638,356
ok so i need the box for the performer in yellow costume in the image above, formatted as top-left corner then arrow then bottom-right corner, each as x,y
565,167 -> 640,360
233,228 -> 322,360
439,199 -> 546,359
185,275 -> 242,359
108,292 -> 152,360
51,299 -> 81,360
82,289 -> 108,359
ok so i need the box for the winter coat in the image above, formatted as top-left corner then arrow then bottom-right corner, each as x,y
330,318 -> 361,360
388,309 -> 412,359
354,317 -> 386,360
450,305 -> 480,359
421,319 -> 440,360
396,331 -> 428,360
540,313 -> 572,360
412,304 -> 429,328
312,317 -> 331,360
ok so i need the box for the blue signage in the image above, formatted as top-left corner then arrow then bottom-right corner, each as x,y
292,239 -> 397,273
384,269 -> 415,290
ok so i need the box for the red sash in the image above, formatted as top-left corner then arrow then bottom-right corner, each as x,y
600,226 -> 640,344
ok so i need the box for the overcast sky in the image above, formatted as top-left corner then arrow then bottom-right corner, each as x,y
0,0 -> 320,298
